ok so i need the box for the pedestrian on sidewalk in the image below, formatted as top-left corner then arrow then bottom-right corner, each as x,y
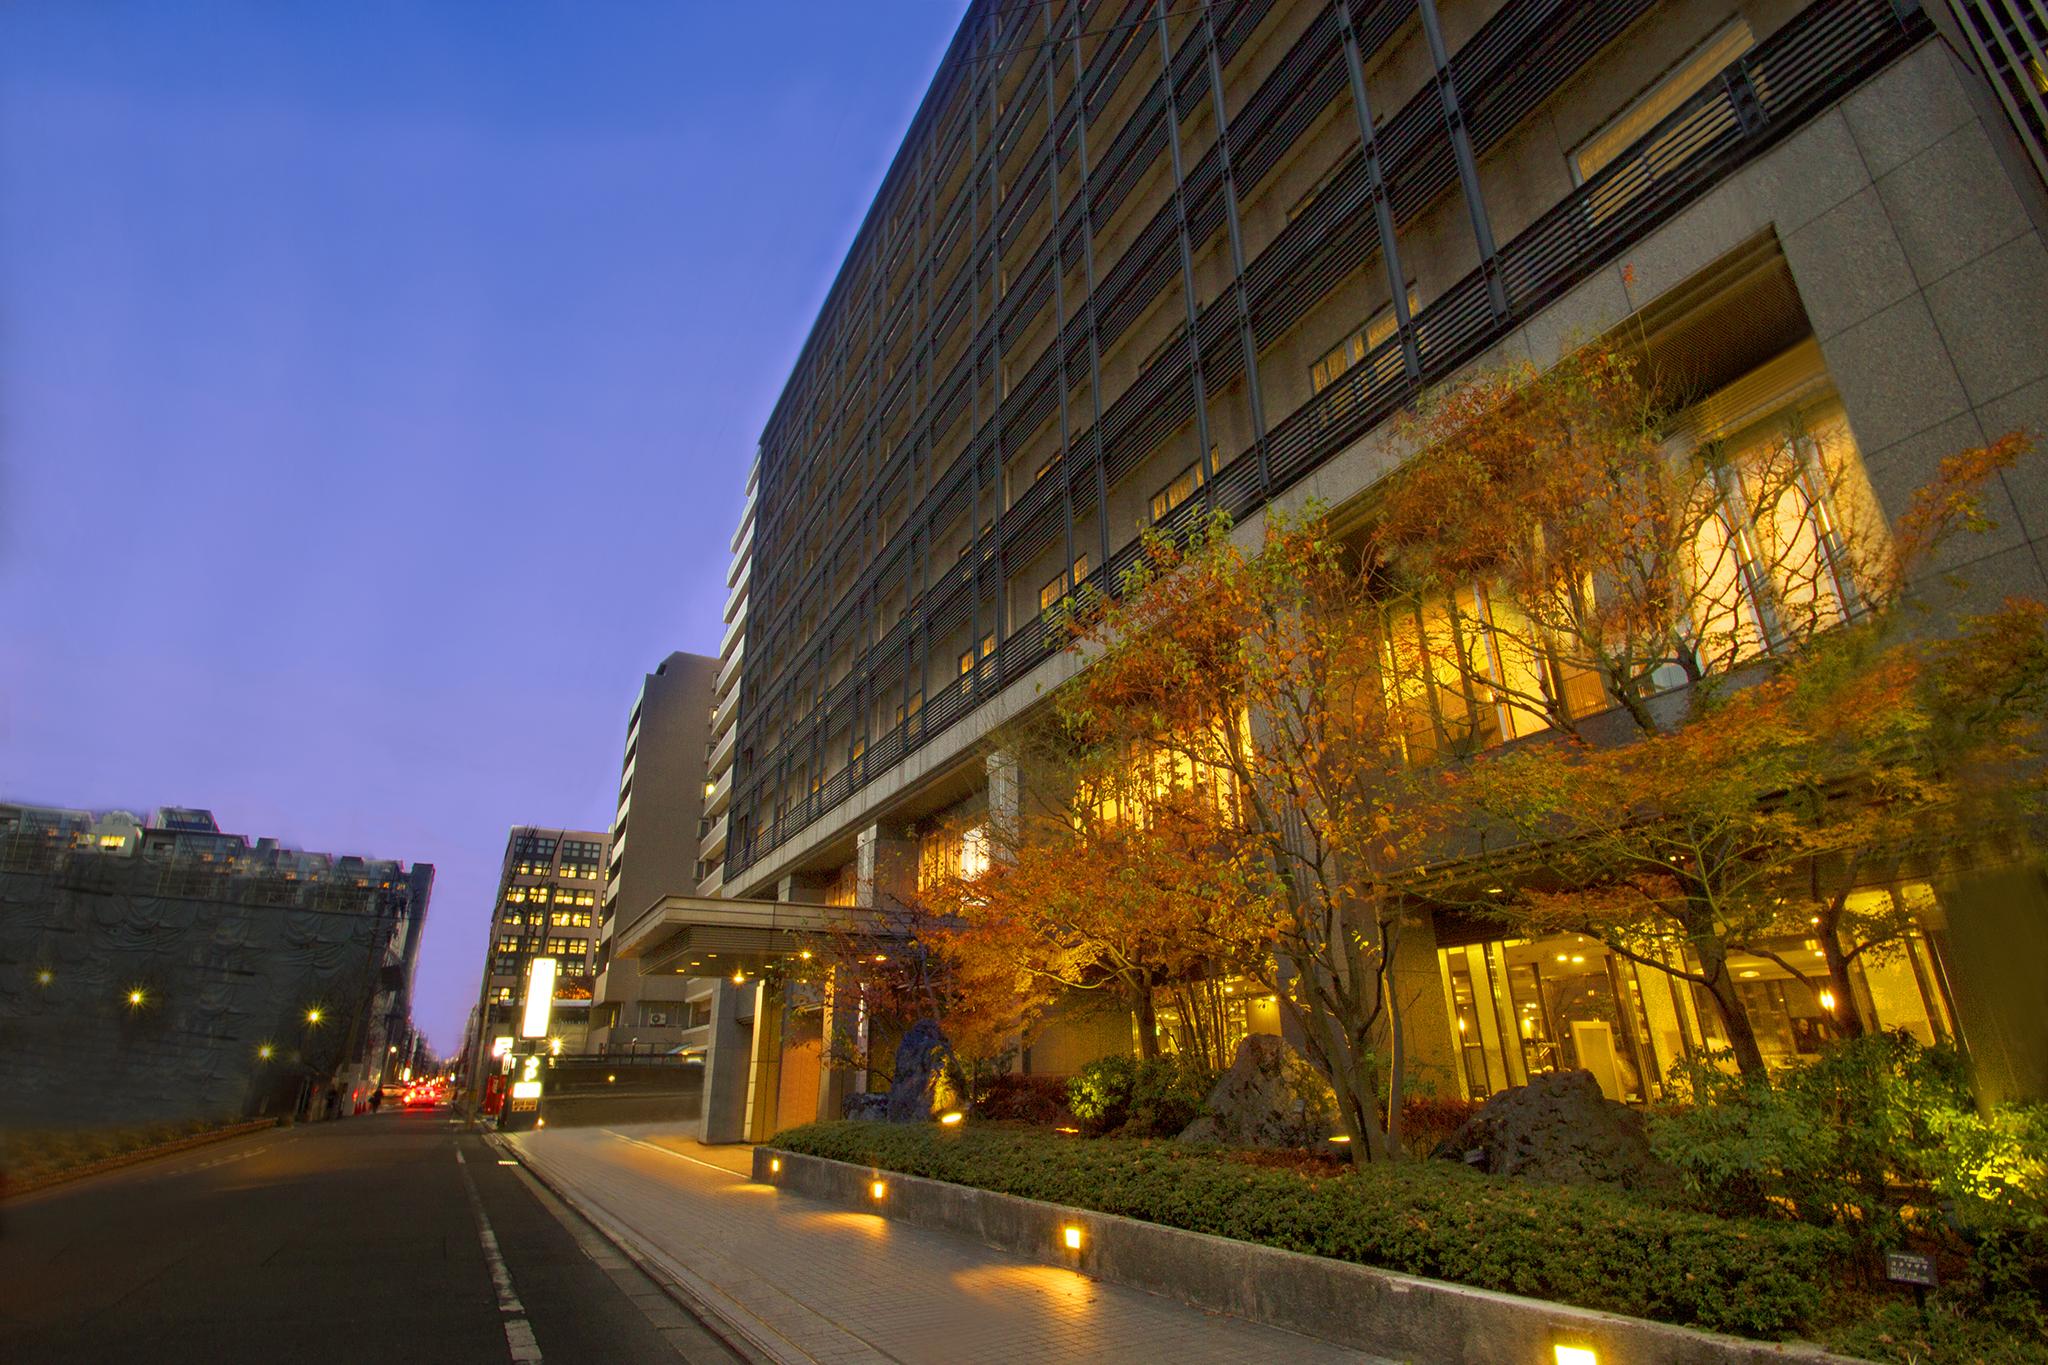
369,1088 -> 383,1114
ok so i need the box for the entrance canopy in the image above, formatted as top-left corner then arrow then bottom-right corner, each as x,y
615,895 -> 883,976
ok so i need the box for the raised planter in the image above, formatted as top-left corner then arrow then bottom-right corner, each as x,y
753,1145 -> 1862,1365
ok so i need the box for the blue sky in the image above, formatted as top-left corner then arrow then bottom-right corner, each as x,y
0,2 -> 968,1053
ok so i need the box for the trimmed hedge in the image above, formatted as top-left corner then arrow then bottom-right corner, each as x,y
772,1121 -> 1849,1339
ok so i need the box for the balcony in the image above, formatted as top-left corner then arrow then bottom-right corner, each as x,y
710,678 -> 740,742
716,637 -> 745,698
707,724 -> 737,784
723,569 -> 748,624
699,811 -> 729,865
704,767 -> 732,820
719,599 -> 747,662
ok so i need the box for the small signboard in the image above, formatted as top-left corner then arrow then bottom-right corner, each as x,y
507,1096 -> 539,1113
1885,1252 -> 1938,1288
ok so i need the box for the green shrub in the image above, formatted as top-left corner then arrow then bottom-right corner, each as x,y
1653,1034 -> 2048,1341
1068,1055 -> 1212,1137
1067,1055 -> 1137,1132
772,1120 -> 1847,1338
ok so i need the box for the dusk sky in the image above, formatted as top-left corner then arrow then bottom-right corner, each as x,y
1,3 -> 967,1054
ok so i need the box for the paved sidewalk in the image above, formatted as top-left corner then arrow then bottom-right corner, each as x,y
511,1123 -> 1379,1365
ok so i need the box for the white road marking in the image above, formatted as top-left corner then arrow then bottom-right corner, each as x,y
456,1143 -> 542,1364
603,1130 -> 745,1178
455,1148 -> 466,1165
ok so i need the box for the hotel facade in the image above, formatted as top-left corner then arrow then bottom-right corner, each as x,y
622,0 -> 2048,1135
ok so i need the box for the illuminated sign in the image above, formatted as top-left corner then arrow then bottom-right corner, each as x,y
520,957 -> 558,1039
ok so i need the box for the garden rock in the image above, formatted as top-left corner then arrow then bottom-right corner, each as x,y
885,1017 -> 950,1123
1439,1069 -> 1670,1190
1178,1034 -> 1337,1149
841,1092 -> 888,1121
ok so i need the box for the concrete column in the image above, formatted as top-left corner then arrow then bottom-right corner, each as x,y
816,966 -> 862,1122
741,980 -> 786,1143
697,979 -> 753,1143
985,750 -> 1020,845
855,823 -> 917,911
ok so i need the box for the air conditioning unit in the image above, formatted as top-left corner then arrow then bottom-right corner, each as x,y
645,1011 -> 669,1027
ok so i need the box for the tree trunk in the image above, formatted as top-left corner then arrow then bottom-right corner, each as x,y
1815,898 -> 1867,1039
1132,979 -> 1161,1061
1699,956 -> 1771,1079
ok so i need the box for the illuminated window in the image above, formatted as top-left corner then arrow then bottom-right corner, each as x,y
1149,463 -> 1204,523
958,649 -> 975,677
980,633 -> 995,658
1039,554 -> 1090,613
1575,20 -> 1755,221
1682,355 -> 1869,673
1312,287 -> 1419,412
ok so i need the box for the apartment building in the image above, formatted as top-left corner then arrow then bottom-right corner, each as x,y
640,0 -> 2048,1134
590,651 -> 721,1055
465,825 -> 609,1082
0,804 -> 432,1125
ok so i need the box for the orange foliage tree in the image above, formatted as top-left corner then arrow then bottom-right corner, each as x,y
1051,511 -> 1451,1160
915,757 -> 1250,1067
1377,341 -> 2041,1077
1376,341 -> 2029,739
1450,599 -> 2048,1078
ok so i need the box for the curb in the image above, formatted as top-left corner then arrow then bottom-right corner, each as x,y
1,1119 -> 279,1201
491,1132 -> 799,1365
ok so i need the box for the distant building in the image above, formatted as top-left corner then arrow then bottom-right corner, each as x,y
0,803 -> 431,1126
463,825 -> 609,1087
590,652 -> 720,1057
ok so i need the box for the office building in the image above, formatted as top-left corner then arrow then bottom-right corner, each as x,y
625,0 -> 2048,1134
465,825 -> 609,1085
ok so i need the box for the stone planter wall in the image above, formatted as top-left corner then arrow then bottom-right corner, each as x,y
753,1145 -> 1858,1365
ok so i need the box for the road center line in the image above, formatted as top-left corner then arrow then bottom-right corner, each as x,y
456,1143 -> 541,1364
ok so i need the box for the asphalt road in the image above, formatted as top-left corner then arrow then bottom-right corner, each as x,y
0,1108 -> 741,1364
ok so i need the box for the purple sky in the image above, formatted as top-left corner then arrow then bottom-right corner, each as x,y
0,2 -> 966,1054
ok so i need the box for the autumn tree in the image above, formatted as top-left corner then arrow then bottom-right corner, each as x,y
808,888 -> 1051,1110
1053,510 -> 1449,1161
1373,342 -> 2019,740
1451,596 -> 2047,1077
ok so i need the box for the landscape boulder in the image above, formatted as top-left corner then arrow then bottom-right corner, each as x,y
1438,1068 -> 1670,1189
884,1017 -> 950,1123
841,1092 -> 888,1121
1178,1034 -> 1337,1149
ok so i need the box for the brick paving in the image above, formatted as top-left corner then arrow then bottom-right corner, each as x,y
512,1123 -> 1381,1365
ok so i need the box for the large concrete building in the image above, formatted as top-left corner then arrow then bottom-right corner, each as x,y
0,804 -> 432,1125
590,651 -> 720,1056
464,825 -> 609,1084
634,0 -> 2048,1135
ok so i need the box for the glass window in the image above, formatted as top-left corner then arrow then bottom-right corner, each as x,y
1150,462 -> 1205,524
1575,19 -> 1756,199
1311,287 -> 1420,413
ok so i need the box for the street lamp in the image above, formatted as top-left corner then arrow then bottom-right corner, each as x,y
126,988 -> 146,1007
306,1007 -> 324,1026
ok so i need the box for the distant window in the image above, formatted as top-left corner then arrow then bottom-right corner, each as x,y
1311,287 -> 1419,410
1149,463 -> 1205,524
1574,20 -> 1755,220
